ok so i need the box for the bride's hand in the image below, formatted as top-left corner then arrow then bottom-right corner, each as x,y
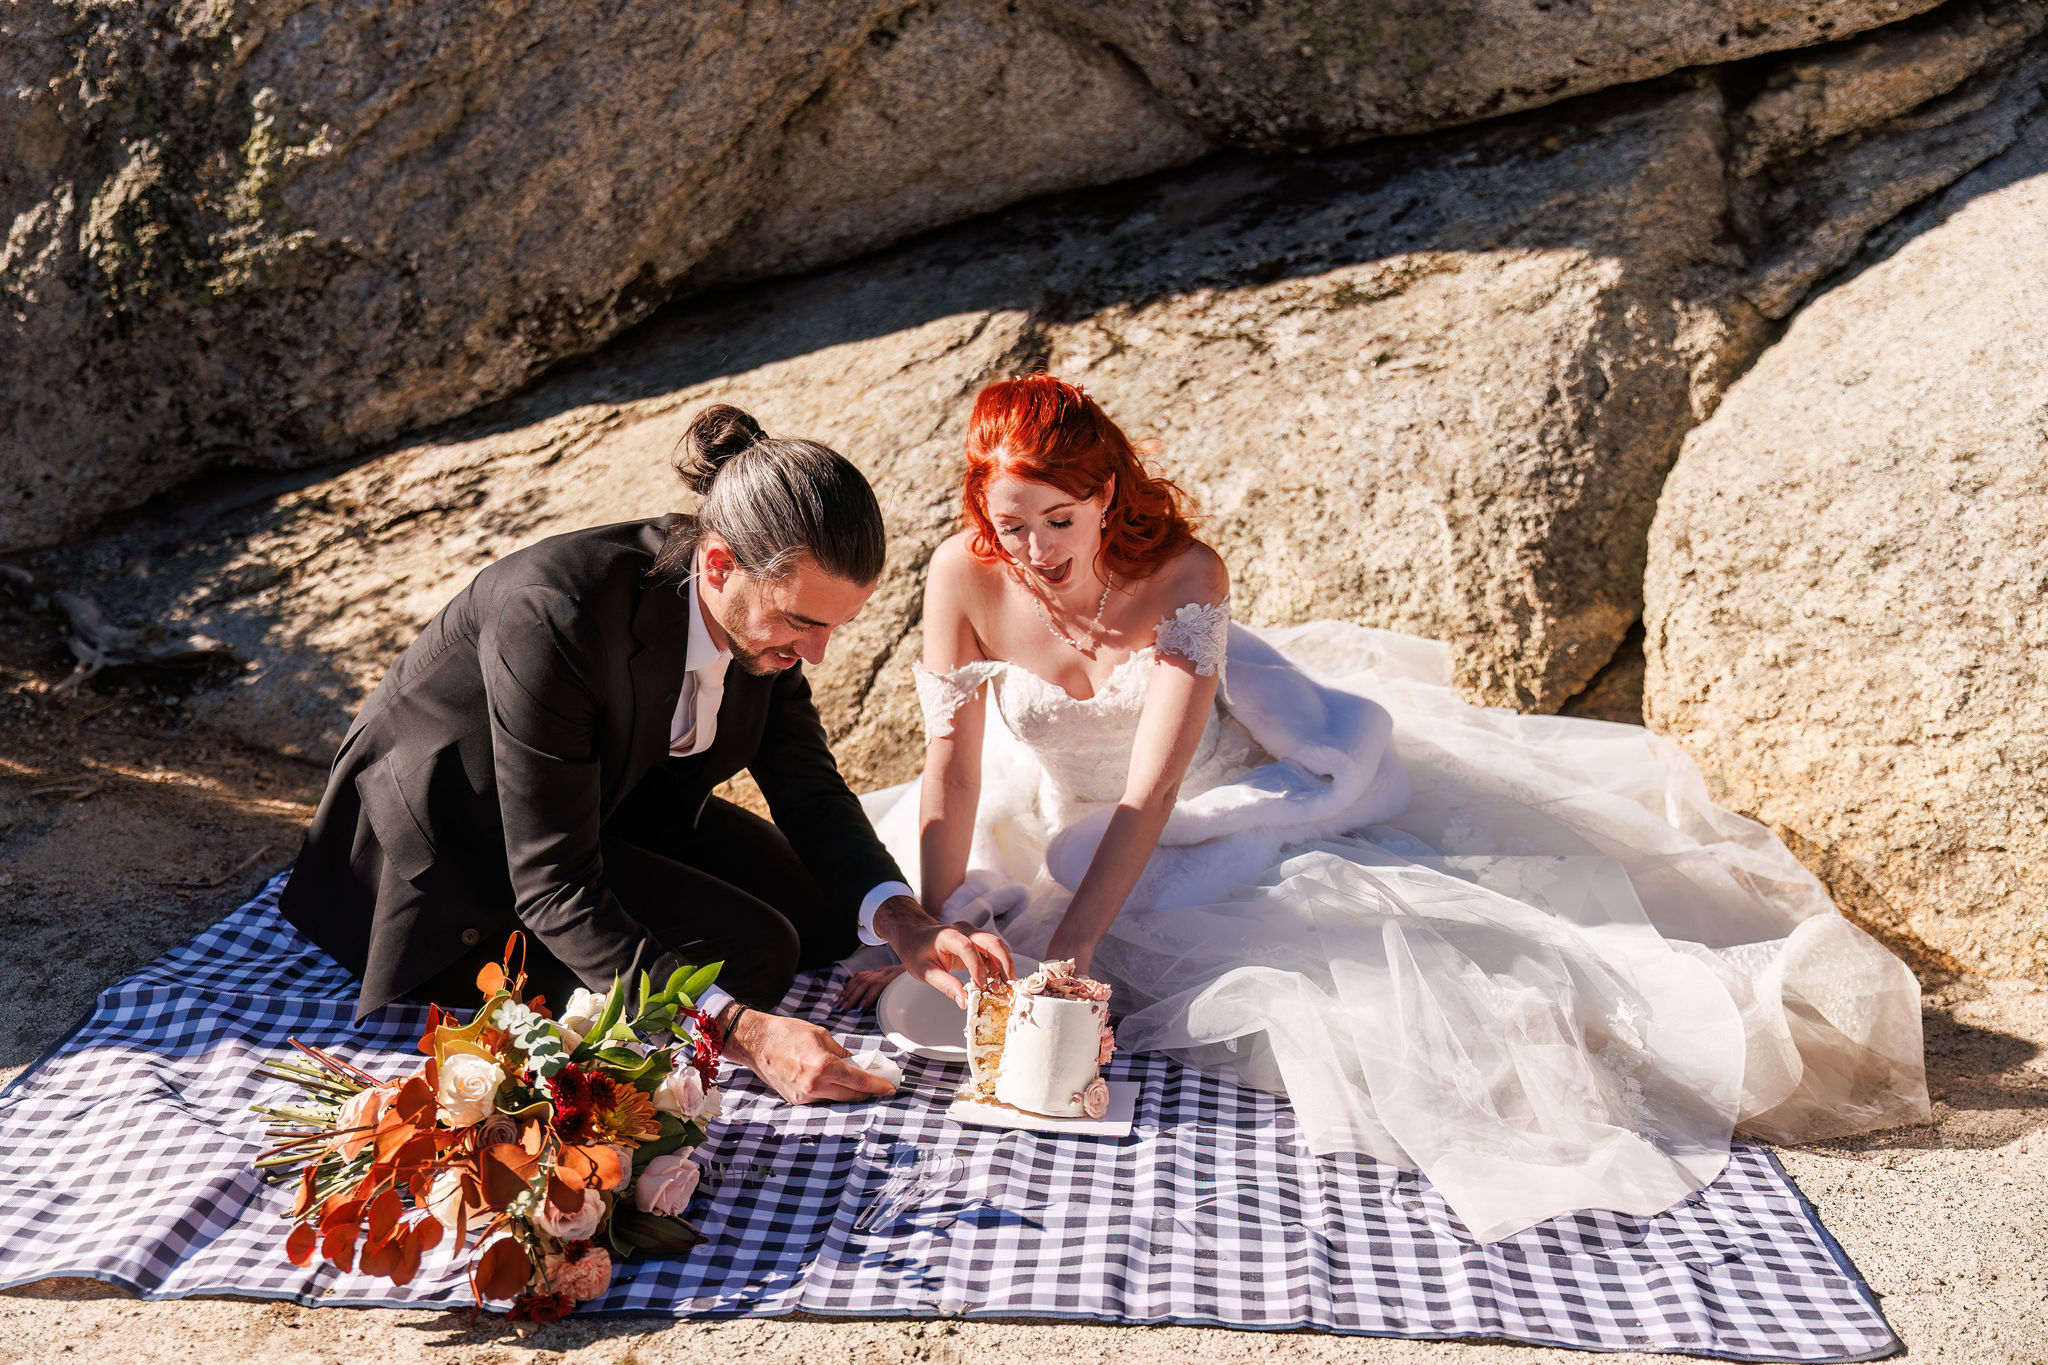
839,963 -> 907,1010
1044,923 -> 1099,979
873,895 -> 1013,1006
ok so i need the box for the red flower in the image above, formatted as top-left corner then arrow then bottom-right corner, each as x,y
547,1063 -> 658,1148
507,1291 -> 575,1323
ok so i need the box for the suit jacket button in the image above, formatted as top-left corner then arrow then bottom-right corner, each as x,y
460,928 -> 481,946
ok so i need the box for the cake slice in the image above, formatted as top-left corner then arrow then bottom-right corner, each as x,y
963,959 -> 1114,1119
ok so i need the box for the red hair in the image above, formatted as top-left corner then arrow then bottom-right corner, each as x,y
962,374 -> 1195,581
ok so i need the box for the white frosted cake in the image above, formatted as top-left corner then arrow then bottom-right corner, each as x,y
964,960 -> 1114,1119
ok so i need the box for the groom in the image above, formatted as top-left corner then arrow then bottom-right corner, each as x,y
278,406 -> 1008,1105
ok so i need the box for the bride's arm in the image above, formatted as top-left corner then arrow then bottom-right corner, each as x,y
1047,554 -> 1229,975
916,538 -> 988,919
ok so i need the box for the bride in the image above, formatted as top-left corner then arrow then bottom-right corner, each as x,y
854,373 -> 1929,1241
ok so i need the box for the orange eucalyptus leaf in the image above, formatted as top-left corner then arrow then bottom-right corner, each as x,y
365,1188 -> 401,1248
479,1143 -> 539,1210
322,1223 -> 357,1274
546,1173 -> 585,1214
560,1142 -> 630,1191
319,1198 -> 364,1235
285,1221 -> 317,1267
358,1236 -> 399,1280
394,1073 -> 436,1127
390,1224 -> 424,1286
289,1164 -> 319,1220
476,1235 -> 532,1301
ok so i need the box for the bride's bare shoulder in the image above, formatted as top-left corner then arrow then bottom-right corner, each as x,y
926,531 -> 1006,598
924,531 -> 1012,622
1140,539 -> 1229,611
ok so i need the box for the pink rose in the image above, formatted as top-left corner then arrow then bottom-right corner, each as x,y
632,1151 -> 701,1216
649,1065 -> 702,1120
541,1242 -> 612,1305
333,1086 -> 393,1160
530,1186 -> 602,1242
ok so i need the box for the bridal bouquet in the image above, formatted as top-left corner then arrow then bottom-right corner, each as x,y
251,939 -> 727,1321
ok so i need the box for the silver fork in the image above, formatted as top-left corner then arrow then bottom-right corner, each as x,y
854,1151 -> 968,1232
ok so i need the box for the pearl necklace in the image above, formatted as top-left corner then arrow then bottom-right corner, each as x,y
1032,579 -> 1114,654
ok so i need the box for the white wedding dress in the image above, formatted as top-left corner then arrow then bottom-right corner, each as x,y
861,602 -> 1929,1241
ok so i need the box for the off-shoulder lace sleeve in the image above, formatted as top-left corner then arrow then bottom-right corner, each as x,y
1153,599 -> 1230,677
912,660 -> 1007,738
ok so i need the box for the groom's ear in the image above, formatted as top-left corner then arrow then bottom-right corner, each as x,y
700,538 -> 736,590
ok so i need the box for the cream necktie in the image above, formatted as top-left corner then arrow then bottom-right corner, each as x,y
687,660 -> 726,756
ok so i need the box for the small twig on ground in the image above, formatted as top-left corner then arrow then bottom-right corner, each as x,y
26,779 -> 99,800
73,699 -> 124,727
165,842 -> 274,891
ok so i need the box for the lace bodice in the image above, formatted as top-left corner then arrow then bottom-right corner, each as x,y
914,600 -> 1258,808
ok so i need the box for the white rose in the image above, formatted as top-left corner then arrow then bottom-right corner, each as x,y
693,1082 -> 722,1123
556,988 -> 608,1053
436,1052 -> 506,1127
426,1169 -> 473,1232
530,1186 -> 603,1242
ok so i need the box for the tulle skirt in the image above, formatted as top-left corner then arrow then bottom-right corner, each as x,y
862,621 -> 1928,1241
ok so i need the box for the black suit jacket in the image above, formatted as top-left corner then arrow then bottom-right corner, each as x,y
278,516 -> 903,1018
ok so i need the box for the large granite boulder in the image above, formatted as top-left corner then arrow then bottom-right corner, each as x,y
1729,0 -> 2048,317
0,0 -> 1951,554
31,80 -> 1765,774
1645,118 -> 2048,979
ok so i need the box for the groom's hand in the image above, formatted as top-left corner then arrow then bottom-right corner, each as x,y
721,1008 -> 895,1105
873,894 -> 1014,1007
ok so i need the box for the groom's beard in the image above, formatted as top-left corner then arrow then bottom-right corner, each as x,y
728,639 -> 796,676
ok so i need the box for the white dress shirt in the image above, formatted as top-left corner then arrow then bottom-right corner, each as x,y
667,571 -> 911,1022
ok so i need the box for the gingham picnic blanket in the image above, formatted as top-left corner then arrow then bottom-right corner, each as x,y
0,872 -> 1900,1361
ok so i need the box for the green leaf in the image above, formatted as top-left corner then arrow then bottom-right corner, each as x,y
591,1046 -> 670,1087
606,1207 -> 705,1261
676,961 -> 723,1008
571,975 -> 628,1062
633,1112 -> 692,1166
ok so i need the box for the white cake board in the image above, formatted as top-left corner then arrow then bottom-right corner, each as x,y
944,1079 -> 1138,1137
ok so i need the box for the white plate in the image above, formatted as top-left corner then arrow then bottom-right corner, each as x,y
945,1079 -> 1138,1138
875,953 -> 1041,1063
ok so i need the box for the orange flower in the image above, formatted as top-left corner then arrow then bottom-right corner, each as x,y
548,1064 -> 659,1149
590,1081 -> 660,1148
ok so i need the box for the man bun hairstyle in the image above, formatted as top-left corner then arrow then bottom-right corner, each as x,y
654,403 -> 887,585
672,403 -> 767,495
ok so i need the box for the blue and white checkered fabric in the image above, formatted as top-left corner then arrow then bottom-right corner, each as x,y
0,872 -> 1901,1361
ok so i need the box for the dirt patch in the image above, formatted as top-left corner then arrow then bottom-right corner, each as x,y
0,591 -> 323,1076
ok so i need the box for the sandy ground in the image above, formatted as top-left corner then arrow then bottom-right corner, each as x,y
1,598 -> 2044,1364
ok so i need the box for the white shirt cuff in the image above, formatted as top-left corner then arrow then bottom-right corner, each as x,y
857,880 -> 916,947
695,983 -> 736,1020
